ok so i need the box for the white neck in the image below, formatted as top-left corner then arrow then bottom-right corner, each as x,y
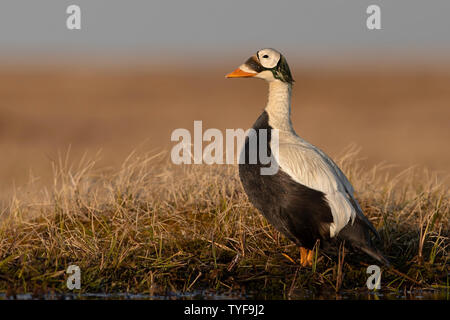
265,80 -> 293,132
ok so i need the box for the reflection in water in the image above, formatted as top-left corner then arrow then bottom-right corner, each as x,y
286,288 -> 447,300
0,289 -> 447,300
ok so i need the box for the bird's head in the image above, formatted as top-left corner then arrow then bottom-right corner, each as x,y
226,48 -> 294,84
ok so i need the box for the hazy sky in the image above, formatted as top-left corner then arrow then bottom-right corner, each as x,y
1,0 -> 449,62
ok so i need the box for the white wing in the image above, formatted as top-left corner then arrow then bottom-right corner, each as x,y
273,141 -> 358,237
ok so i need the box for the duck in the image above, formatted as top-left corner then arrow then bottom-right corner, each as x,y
226,48 -> 389,267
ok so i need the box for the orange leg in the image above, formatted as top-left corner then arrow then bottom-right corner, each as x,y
299,247 -> 314,267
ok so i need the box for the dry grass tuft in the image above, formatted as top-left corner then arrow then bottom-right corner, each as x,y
0,148 -> 448,298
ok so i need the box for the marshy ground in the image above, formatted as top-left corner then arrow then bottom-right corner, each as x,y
0,64 -> 448,299
0,150 -> 448,299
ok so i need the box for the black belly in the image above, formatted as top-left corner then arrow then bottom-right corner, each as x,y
238,111 -> 333,249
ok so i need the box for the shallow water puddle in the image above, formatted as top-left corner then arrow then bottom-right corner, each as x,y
0,289 -> 446,300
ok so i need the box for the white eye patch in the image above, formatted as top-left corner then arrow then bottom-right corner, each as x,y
257,48 -> 281,69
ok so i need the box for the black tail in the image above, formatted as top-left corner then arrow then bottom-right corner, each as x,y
359,245 -> 390,266
338,215 -> 390,266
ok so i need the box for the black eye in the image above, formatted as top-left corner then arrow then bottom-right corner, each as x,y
263,55 -> 269,58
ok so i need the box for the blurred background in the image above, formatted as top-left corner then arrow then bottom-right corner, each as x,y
0,0 -> 449,198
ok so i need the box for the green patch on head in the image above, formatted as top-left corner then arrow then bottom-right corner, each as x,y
272,55 -> 294,84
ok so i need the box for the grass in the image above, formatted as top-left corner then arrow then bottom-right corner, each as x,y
0,147 -> 448,299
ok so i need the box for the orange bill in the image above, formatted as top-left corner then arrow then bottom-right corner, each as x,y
226,67 -> 256,78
